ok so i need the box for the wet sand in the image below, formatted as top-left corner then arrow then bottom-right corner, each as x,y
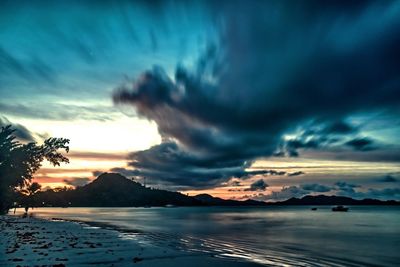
0,215 -> 262,267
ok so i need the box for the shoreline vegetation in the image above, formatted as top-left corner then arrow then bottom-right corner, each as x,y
1,214 -> 262,267
11,173 -> 400,210
0,125 -> 70,215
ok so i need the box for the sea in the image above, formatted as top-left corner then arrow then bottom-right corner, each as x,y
18,206 -> 400,266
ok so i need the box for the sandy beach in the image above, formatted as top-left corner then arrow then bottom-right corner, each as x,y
0,215 -> 262,267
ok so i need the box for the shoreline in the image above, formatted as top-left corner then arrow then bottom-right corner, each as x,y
0,214 -> 263,267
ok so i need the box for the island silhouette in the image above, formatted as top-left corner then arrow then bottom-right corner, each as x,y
14,172 -> 400,208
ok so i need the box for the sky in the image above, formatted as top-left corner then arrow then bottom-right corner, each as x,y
1,0 -> 400,201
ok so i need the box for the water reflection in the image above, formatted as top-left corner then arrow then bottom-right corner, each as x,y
16,206 -> 400,267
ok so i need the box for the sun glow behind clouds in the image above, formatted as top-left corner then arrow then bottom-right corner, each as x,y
34,157 -> 128,188
14,117 -> 161,153
182,157 -> 400,200
34,151 -> 130,188
11,115 -> 162,188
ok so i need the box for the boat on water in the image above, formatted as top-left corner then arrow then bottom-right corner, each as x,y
311,207 -> 318,211
332,205 -> 349,212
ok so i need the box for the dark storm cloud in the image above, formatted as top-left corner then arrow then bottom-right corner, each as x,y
379,175 -> 398,183
345,138 -> 376,151
250,182 -> 400,202
0,116 -> 35,142
114,1 -> 400,188
336,186 -> 400,200
287,171 -> 305,177
276,120 -> 377,157
110,151 -> 280,189
322,121 -> 358,135
304,148 -> 400,163
334,181 -> 361,194
244,179 -> 268,192
258,186 -> 308,201
247,179 -> 399,201
301,183 -> 332,193
365,188 -> 400,199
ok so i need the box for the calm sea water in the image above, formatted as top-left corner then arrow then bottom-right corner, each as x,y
18,206 -> 400,266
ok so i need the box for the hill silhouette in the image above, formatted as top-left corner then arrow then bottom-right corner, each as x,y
35,173 -> 201,207
31,173 -> 270,207
72,173 -> 205,206
193,194 -> 267,206
272,194 -> 400,206
26,173 -> 400,207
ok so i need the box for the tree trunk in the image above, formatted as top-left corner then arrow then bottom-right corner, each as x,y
0,186 -> 12,215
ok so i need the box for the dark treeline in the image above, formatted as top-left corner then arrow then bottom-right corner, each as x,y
13,172 -> 400,208
15,173 -> 202,208
13,173 -> 268,207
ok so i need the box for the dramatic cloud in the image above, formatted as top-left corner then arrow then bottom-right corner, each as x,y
260,186 -> 308,201
110,160 -> 279,190
322,121 -> 358,135
63,177 -> 91,187
244,179 -> 268,192
365,188 -> 400,199
345,138 -> 376,151
301,183 -> 332,193
276,120 -> 380,157
0,116 -> 37,142
379,175 -> 398,183
287,171 -> 305,177
336,186 -> 400,200
249,180 -> 400,201
334,181 -> 361,194
113,1 -> 400,188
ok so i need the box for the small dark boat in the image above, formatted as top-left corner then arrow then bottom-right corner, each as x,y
332,205 -> 349,212
311,207 -> 317,211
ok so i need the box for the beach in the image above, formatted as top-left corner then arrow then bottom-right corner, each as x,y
0,214 -> 261,267
2,206 -> 400,267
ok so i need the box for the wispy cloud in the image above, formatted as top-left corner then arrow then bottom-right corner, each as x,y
0,102 -> 122,122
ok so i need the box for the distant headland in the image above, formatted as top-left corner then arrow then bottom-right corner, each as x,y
15,173 -> 400,208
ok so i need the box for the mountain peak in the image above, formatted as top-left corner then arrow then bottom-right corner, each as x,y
96,172 -> 128,181
194,193 -> 214,200
65,172 -> 202,207
87,172 -> 141,190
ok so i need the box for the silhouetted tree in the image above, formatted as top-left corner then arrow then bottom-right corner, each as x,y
19,182 -> 42,213
0,125 -> 69,214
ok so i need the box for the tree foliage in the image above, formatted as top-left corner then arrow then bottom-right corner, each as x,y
19,181 -> 42,213
20,182 -> 42,197
0,125 -> 69,214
